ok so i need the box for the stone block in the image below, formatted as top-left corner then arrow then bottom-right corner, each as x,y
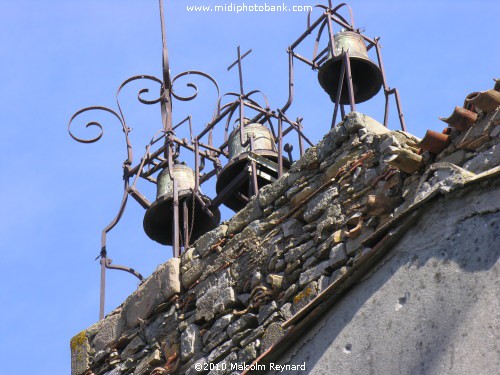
329,243 -> 348,268
70,331 -> 91,375
258,301 -> 278,324
463,144 -> 500,173
121,335 -> 145,359
303,186 -> 339,223
227,313 -> 258,338
91,312 -> 125,352
133,349 -> 163,375
258,174 -> 290,208
281,218 -> 303,238
289,146 -> 319,172
227,197 -> 263,235
261,322 -> 285,352
284,240 -> 315,264
196,286 -> 237,322
299,260 -> 330,287
181,324 -> 202,362
123,258 -> 180,328
194,225 -> 228,258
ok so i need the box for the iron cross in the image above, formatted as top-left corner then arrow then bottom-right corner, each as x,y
227,46 -> 252,96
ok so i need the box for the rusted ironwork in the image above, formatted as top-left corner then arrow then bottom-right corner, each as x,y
69,0 -> 222,320
286,2 -> 407,131
69,0 -> 402,320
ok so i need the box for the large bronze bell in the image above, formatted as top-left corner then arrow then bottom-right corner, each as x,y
143,164 -> 220,246
216,122 -> 289,212
318,30 -> 383,104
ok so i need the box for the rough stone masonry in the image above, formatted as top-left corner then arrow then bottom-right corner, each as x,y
71,108 -> 500,375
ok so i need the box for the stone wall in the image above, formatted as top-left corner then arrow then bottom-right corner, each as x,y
71,107 -> 500,375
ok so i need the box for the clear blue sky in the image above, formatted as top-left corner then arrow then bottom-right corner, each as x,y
0,0 -> 498,373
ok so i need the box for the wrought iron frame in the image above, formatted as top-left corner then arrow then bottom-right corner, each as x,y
286,1 -> 407,130
68,0 -> 407,320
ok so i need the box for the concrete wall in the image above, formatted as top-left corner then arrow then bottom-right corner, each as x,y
268,182 -> 500,375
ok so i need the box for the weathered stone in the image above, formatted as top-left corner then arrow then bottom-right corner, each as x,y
124,258 -> 180,328
281,218 -> 304,238
301,256 -> 318,271
133,349 -> 163,375
227,314 -> 258,338
290,146 -> 319,172
231,328 -> 253,345
240,326 -> 265,348
290,184 -> 319,207
208,352 -> 238,375
267,274 -> 284,290
182,257 -> 204,289
207,340 -> 233,364
195,225 -> 228,258
181,247 -> 197,267
204,331 -> 229,353
103,368 -> 121,375
299,260 -> 330,287
92,312 -> 125,352
345,228 -> 374,256
205,314 -> 234,343
329,242 -> 348,268
227,197 -> 263,235
238,341 -> 258,363
196,286 -> 236,322
490,124 -> 500,138
186,357 -> 208,375
317,275 -> 330,293
322,149 -> 363,182
343,112 -> 390,136
440,149 -> 468,166
283,283 -> 298,301
121,335 -> 145,359
181,324 -> 202,362
292,282 -> 318,311
258,301 -> 278,324
463,144 -> 500,173
284,240 -> 315,263
144,306 -> 178,343
262,311 -> 283,327
274,258 -> 286,272
71,331 -> 91,375
258,174 -> 290,208
303,186 -> 339,222
280,303 -> 293,321
261,322 -> 285,352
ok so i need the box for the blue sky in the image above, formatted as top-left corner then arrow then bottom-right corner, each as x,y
0,0 -> 498,373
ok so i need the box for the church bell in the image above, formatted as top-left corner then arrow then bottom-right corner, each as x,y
318,30 -> 383,104
216,122 -> 289,212
143,164 -> 220,246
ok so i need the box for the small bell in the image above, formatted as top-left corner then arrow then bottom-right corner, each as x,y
143,164 -> 220,246
318,30 -> 383,104
216,122 -> 289,212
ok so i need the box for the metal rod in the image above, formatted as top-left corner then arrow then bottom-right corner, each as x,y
249,135 -> 259,195
172,178 -> 180,258
99,255 -> 106,320
393,88 -> 407,131
278,116 -> 283,178
332,59 -> 346,128
183,200 -> 189,250
343,51 -> 356,112
194,140 -> 200,191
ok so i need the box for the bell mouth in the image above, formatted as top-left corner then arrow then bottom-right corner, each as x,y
143,190 -> 220,246
318,56 -> 383,104
216,150 -> 290,212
